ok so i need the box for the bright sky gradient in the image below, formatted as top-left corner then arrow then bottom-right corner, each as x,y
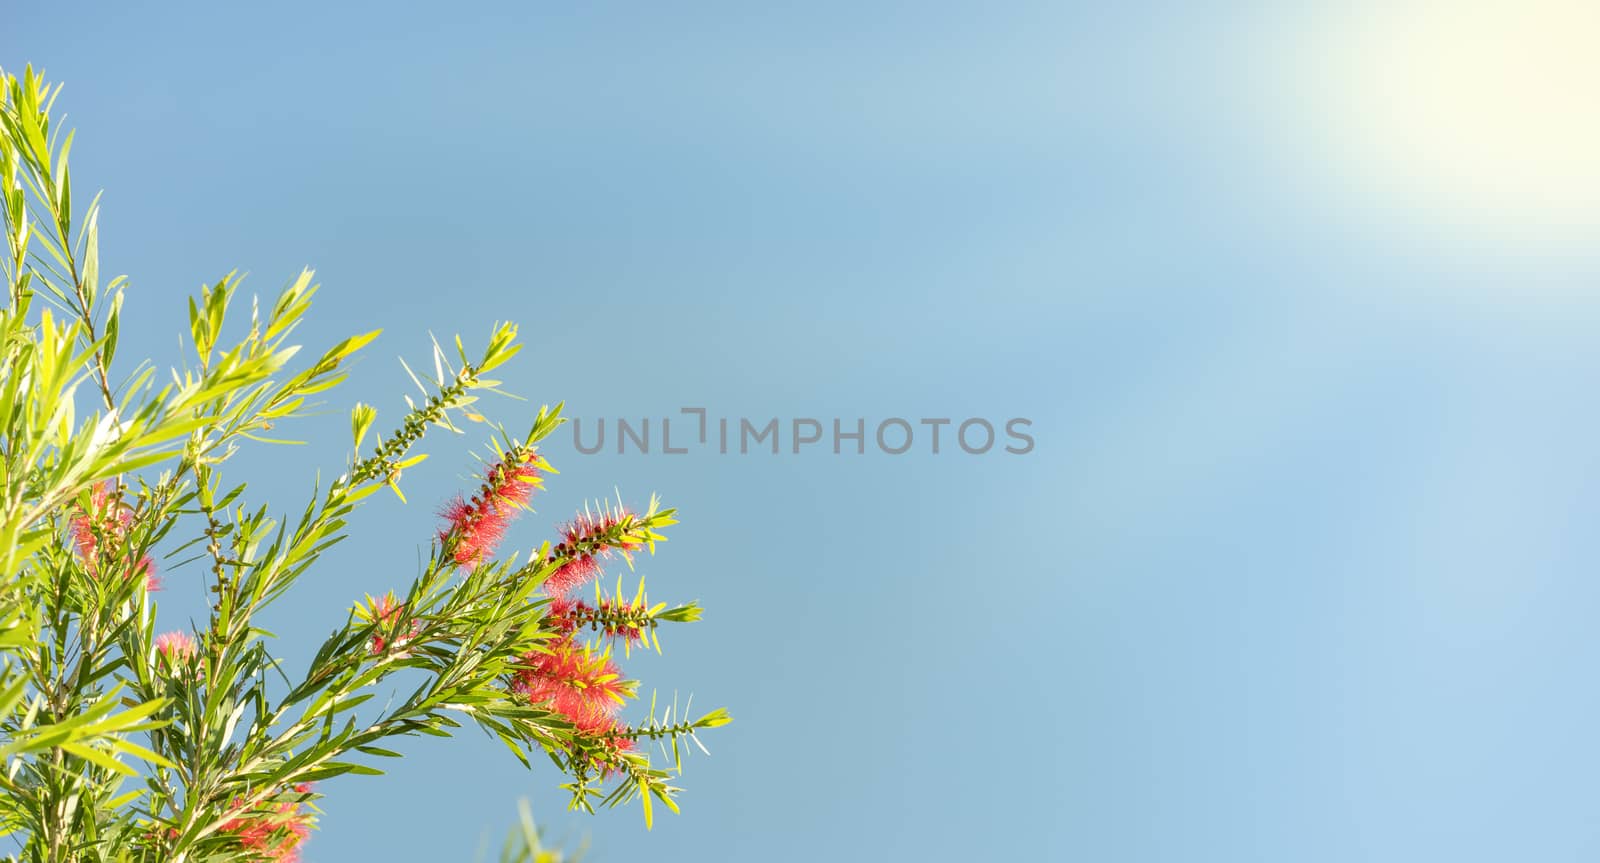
9,2 -> 1600,860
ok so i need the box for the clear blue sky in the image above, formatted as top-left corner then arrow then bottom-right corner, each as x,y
10,2 -> 1600,861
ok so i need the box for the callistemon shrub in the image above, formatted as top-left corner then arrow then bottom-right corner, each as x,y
0,66 -> 727,863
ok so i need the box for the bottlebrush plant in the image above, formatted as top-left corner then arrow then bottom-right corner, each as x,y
0,66 -> 726,863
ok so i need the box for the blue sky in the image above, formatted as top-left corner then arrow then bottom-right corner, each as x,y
9,2 -> 1600,860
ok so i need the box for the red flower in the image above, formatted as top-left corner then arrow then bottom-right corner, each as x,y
360,592 -> 417,655
437,448 -> 545,569
519,566 -> 652,778
544,507 -> 640,596
137,562 -> 162,592
439,497 -> 509,568
599,596 -> 646,644
154,631 -> 197,663
510,636 -> 631,733
69,480 -> 159,591
546,595 -> 645,644
547,595 -> 586,635
67,481 -> 117,558
485,450 -> 543,508
219,790 -> 314,863
544,555 -> 601,597
579,721 -> 639,778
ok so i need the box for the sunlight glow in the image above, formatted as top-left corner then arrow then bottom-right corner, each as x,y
1307,0 -> 1600,243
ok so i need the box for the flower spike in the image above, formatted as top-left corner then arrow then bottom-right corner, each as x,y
437,444 -> 549,568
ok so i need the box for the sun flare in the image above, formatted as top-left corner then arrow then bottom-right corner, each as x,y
1307,0 -> 1600,241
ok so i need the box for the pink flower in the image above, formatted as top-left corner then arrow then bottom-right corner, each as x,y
510,637 -> 632,733
360,592 -> 417,655
544,555 -> 601,597
154,631 -> 201,680
597,600 -> 645,644
557,717 -> 639,779
483,449 -> 543,507
154,631 -> 197,663
546,595 -> 645,644
68,482 -> 117,558
134,559 -> 161,592
220,793 -> 313,863
547,595 -> 586,635
437,448 -> 545,569
69,480 -> 160,591
519,595 -> 646,777
543,507 -> 640,596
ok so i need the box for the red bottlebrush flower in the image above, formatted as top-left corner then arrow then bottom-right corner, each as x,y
69,480 -> 160,591
544,555 -> 601,597
437,447 -> 545,569
589,726 -> 638,778
510,636 -> 632,733
598,598 -> 645,644
439,496 -> 509,568
484,449 -> 543,508
154,630 -> 197,663
547,595 -> 588,635
557,715 -> 639,778
220,792 -> 314,863
68,481 -> 117,559
359,592 -> 417,655
220,790 -> 316,863
129,546 -> 161,592
370,592 -> 400,622
546,595 -> 645,644
544,506 -> 640,596
606,730 -> 637,756
154,630 -> 203,681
